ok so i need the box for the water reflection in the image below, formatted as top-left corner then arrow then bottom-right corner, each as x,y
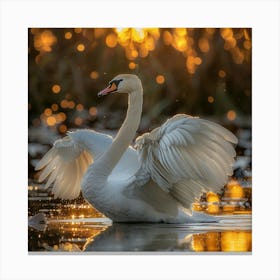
84,220 -> 251,252
29,215 -> 251,253
28,181 -> 252,253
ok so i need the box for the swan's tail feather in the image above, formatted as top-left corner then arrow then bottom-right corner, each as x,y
35,134 -> 93,200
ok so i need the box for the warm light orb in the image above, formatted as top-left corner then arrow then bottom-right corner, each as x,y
74,28 -> 82,34
218,70 -> 226,78
44,108 -> 52,116
89,106 -> 97,116
52,84 -> 61,94
206,192 -> 220,214
74,117 -> 83,126
46,116 -> 56,126
225,180 -> 244,198
90,71 -> 99,79
128,62 -> 136,70
60,99 -> 68,109
186,55 -> 202,74
156,75 -> 165,84
115,28 -> 160,60
68,101 -> 75,109
64,32 -> 72,40
59,124 -> 67,134
57,112 -> 66,122
131,49 -> 138,58
208,96 -> 214,103
51,104 -> 59,111
77,44 -> 85,52
243,40 -> 251,50
194,57 -> 202,65
105,33 -> 118,48
198,38 -> 210,53
76,104 -> 84,111
163,30 -> 173,45
34,30 -> 57,53
227,110 -> 236,121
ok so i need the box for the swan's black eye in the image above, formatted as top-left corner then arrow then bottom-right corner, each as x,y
108,79 -> 123,91
114,79 -> 123,86
110,79 -> 123,87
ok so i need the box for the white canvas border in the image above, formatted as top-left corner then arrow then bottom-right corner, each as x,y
0,0 -> 279,279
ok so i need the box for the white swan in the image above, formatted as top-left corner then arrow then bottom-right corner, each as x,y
36,74 -> 238,223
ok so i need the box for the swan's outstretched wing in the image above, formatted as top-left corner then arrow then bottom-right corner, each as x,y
135,114 -> 238,209
35,130 -> 113,200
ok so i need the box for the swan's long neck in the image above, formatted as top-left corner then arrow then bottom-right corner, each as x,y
99,88 -> 143,176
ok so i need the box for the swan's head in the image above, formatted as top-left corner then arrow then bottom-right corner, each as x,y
97,74 -> 142,97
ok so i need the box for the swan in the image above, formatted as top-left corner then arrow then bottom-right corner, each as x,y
35,74 -> 238,223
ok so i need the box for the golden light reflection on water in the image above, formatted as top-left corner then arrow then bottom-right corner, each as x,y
192,231 -> 252,252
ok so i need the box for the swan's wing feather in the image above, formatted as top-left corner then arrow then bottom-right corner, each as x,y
135,114 -> 237,209
123,178 -> 179,217
35,133 -> 95,200
172,179 -> 209,209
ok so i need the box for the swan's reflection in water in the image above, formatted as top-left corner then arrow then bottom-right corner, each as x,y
83,219 -> 252,252
29,213 -> 252,252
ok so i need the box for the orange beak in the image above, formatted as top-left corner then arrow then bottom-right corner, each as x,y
97,82 -> 117,97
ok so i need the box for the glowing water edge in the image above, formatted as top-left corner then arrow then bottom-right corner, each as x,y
28,187 -> 252,253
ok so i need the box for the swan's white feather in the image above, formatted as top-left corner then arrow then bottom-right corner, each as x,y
109,146 -> 141,181
135,114 -> 237,209
36,140 -> 93,199
35,74 -> 239,223
123,180 -> 179,217
35,130 -> 115,200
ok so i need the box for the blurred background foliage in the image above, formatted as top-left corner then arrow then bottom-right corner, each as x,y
28,27 -> 251,143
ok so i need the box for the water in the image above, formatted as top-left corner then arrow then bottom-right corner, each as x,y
28,190 -> 252,253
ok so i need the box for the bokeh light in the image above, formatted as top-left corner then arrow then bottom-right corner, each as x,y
33,29 -> 57,53
64,32 -> 72,40
89,106 -> 97,116
77,43 -> 85,52
156,75 -> 165,84
106,33 -> 118,48
52,84 -> 61,94
28,27 -> 251,144
90,71 -> 99,79
227,110 -> 237,121
208,96 -> 214,103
